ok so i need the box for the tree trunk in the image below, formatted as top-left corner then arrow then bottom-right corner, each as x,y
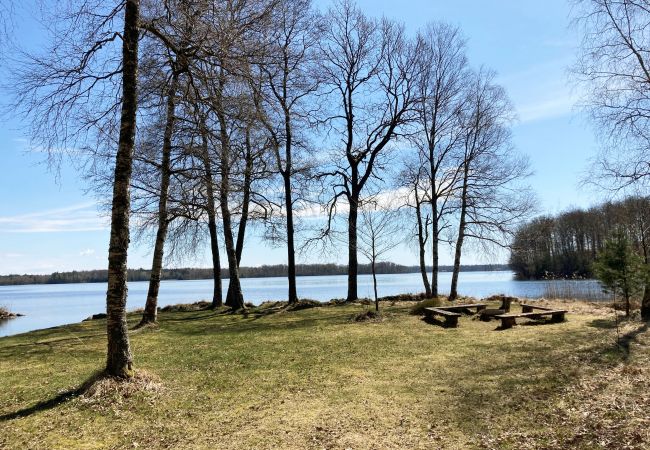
225,128 -> 252,305
347,191 -> 359,302
449,168 -> 469,302
207,211 -> 222,308
415,193 -> 432,297
139,71 -> 179,326
214,70 -> 244,310
642,278 -> 650,321
221,193 -> 244,309
372,259 -> 378,312
105,0 -> 139,378
283,112 -> 298,304
200,126 -> 222,308
431,193 -> 440,298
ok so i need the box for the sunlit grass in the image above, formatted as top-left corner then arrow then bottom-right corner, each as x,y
1,300 -> 648,449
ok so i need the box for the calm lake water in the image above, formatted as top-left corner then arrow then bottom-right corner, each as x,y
0,271 -> 608,337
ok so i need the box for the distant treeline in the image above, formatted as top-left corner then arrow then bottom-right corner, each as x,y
509,196 -> 650,280
0,262 -> 509,286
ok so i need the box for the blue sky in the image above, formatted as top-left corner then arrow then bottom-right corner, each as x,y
0,0 -> 599,275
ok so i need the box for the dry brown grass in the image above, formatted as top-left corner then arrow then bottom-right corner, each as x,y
521,297 -> 621,316
78,370 -> 164,409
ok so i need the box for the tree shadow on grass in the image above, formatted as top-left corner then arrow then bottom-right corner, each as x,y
587,318 -> 618,329
165,309 -> 356,337
421,316 -> 454,329
585,318 -> 648,359
0,371 -> 103,422
604,322 -> 649,360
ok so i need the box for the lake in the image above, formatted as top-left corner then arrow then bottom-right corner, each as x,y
0,270 -> 608,337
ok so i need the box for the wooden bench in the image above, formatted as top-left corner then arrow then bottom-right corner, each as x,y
424,307 -> 462,328
437,303 -> 488,314
521,304 -> 555,313
496,309 -> 567,329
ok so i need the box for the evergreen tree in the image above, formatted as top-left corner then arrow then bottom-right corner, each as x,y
594,231 -> 646,318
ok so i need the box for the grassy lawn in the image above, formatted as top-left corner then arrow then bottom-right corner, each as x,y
1,299 -> 649,449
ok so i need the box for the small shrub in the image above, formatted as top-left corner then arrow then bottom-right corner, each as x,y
286,299 -> 322,311
409,298 -> 444,315
0,305 -> 17,319
355,298 -> 373,305
381,293 -> 427,303
353,310 -> 382,322
160,301 -> 211,312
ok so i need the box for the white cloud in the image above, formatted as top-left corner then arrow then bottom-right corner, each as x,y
79,248 -> 95,256
498,58 -> 582,124
0,202 -> 109,233
517,95 -> 577,123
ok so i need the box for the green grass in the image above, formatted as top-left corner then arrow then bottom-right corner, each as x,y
1,301 -> 649,449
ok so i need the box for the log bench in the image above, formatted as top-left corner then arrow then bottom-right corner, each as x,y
521,304 -> 555,313
496,309 -> 567,329
424,307 -> 462,328
437,303 -> 488,315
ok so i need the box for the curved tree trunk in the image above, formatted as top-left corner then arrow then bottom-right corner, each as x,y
139,71 -> 179,326
213,70 -> 244,310
225,128 -> 252,305
105,0 -> 139,378
207,209 -> 222,308
200,124 -> 222,308
221,186 -> 244,310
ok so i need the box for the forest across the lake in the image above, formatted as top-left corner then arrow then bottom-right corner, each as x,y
0,263 -> 509,286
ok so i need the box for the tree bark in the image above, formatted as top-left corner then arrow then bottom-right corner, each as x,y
285,170 -> 298,304
215,72 -> 244,310
283,108 -> 298,304
449,167 -> 469,302
139,71 -> 179,326
642,279 -> 650,320
225,128 -> 252,305
347,191 -> 359,302
221,180 -> 244,310
105,0 -> 139,378
431,192 -> 440,298
372,259 -> 378,312
200,125 -> 222,308
414,190 -> 432,297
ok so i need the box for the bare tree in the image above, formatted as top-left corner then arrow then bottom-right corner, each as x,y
252,0 -> 321,304
10,0 -> 141,377
411,22 -> 467,298
203,0 -> 277,309
400,156 -> 433,297
574,0 -> 650,319
448,68 -> 532,301
136,1 -> 199,326
104,0 -> 140,377
318,0 -> 418,301
574,0 -> 650,191
358,198 -> 403,311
